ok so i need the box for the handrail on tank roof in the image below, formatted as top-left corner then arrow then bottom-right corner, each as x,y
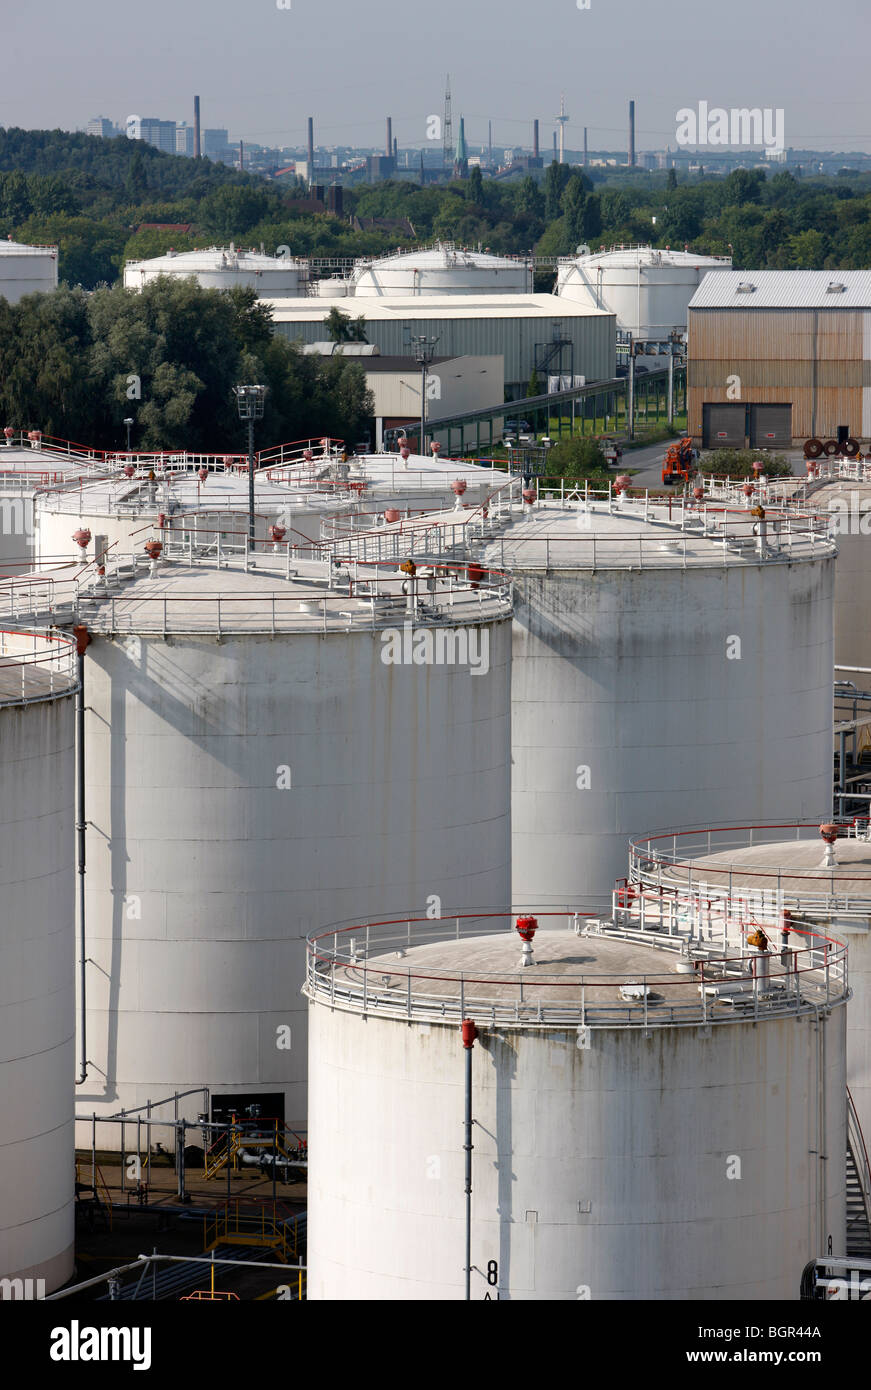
303,908 -> 848,1028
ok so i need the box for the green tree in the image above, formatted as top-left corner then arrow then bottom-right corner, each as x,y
323,305 -> 368,343
527,367 -> 540,398
544,161 -> 572,220
467,165 -> 484,204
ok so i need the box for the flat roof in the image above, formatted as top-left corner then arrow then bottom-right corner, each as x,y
689,269 -> 871,310
263,293 -> 613,324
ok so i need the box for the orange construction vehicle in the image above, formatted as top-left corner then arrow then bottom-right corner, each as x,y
661,436 -> 696,486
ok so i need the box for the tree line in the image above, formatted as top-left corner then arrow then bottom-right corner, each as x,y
0,278 -> 374,451
1,130 -> 870,289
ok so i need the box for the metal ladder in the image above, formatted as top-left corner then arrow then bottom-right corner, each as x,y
846,1087 -> 871,1258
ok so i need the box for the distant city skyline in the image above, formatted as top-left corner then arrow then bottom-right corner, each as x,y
2,0 -> 869,155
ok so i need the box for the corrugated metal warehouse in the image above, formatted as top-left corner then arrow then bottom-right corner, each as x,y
687,270 -> 871,447
263,294 -> 616,397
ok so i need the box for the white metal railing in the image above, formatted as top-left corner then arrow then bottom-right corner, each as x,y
0,627 -> 79,704
303,910 -> 848,1029
628,820 -> 871,916
0,543 -> 512,634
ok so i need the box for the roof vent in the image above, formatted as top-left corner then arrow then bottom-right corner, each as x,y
736,282 -> 756,293
826,281 -> 847,293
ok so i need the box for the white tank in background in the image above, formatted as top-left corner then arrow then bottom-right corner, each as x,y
0,240 -> 59,302
352,243 -> 532,297
123,246 -> 308,297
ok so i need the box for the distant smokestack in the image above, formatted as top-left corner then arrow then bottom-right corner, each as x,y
386,116 -> 392,158
239,139 -> 244,171
393,136 -> 398,164
583,126 -> 588,165
629,100 -> 636,167
307,116 -> 314,179
533,119 -> 539,158
553,130 -> 557,159
193,95 -> 201,159
488,120 -> 492,167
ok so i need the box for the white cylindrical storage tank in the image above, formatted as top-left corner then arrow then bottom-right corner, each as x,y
305,910 -> 848,1299
0,629 -> 78,1293
34,453 -> 506,564
316,278 -> 350,298
0,241 -> 59,303
122,247 -> 308,298
352,243 -> 532,297
479,496 -> 835,903
809,476 -> 871,670
557,245 -> 731,340
627,820 -> 871,1163
71,551 -> 512,1138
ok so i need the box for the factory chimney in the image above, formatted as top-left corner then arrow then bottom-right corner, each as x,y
386,116 -> 392,158
239,140 -> 244,171
193,95 -> 201,159
628,100 -> 636,167
307,116 -> 314,182
393,136 -> 398,164
583,126 -> 588,165
533,118 -> 539,158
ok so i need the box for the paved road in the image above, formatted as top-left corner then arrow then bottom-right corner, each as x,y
622,443 -> 807,489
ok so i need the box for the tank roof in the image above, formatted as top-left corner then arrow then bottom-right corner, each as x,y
35,452 -> 504,518
0,239 -> 58,257
472,495 -> 833,571
356,243 -> 526,274
565,244 -> 731,271
0,629 -> 78,705
305,909 -> 847,1028
34,551 -> 511,636
633,822 -> 871,906
124,246 -> 305,273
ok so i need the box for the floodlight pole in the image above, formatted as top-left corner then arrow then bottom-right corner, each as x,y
233,385 -> 267,554
411,335 -> 439,454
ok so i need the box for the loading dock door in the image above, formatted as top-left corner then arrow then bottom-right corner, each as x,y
749,403 -> 792,449
702,403 -> 747,448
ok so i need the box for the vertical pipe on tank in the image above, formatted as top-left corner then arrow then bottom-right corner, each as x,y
461,1018 -> 478,1300
74,624 -> 90,1084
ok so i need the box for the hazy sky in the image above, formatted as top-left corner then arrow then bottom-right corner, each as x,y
3,0 -> 869,153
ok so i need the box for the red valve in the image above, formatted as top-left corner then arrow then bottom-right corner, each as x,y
461,1019 -> 478,1049
515,915 -> 538,943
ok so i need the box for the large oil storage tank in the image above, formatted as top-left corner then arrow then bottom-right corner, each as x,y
122,246 -> 308,297
351,243 -> 533,297
305,907 -> 848,1299
0,629 -> 78,1292
63,545 -> 512,1137
473,490 -> 836,903
627,818 -> 871,1169
34,447 -> 505,565
0,239 -> 59,303
557,244 -> 731,341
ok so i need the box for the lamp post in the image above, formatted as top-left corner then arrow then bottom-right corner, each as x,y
123,417 -> 134,453
410,335 -> 439,455
233,384 -> 267,553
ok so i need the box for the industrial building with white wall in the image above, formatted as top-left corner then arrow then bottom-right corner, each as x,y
687,269 -> 871,448
265,294 -> 615,398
